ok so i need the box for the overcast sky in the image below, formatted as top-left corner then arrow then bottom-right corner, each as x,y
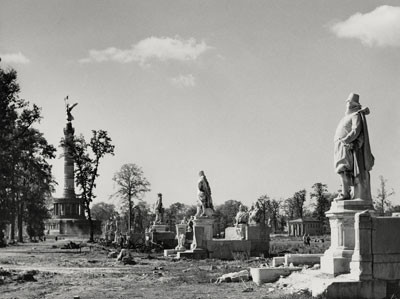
1,1 -> 399,209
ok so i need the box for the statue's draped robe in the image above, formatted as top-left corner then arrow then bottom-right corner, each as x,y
198,176 -> 213,209
334,110 -> 374,181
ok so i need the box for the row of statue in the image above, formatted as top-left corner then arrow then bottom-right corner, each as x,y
235,202 -> 265,226
88,92 -> 376,241
152,170 -> 215,226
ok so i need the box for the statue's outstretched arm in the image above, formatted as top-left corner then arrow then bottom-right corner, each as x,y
69,103 -> 78,111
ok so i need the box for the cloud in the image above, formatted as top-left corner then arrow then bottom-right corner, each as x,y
330,5 -> 400,47
0,52 -> 30,64
80,36 -> 211,65
170,74 -> 196,87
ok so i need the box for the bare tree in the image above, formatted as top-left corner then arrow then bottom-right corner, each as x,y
374,175 -> 394,215
112,163 -> 151,232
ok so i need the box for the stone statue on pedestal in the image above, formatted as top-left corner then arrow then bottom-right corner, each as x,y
248,201 -> 262,224
176,233 -> 186,250
196,171 -> 214,217
153,193 -> 164,224
235,204 -> 248,226
334,93 -> 374,201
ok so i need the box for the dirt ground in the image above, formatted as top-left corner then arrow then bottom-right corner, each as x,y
0,238 -> 324,299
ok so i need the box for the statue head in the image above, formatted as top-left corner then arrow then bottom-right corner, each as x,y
345,93 -> 361,113
199,170 -> 205,177
157,193 -> 162,199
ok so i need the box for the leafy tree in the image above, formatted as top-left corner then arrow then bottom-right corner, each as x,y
130,201 -> 152,233
0,67 -> 55,243
391,205 -> 400,213
310,183 -> 330,221
282,197 -> 296,220
25,194 -> 51,241
164,203 -> 197,231
265,199 -> 280,233
63,130 -> 115,242
255,195 -> 273,235
117,199 -> 152,233
285,189 -> 307,220
374,175 -> 394,215
164,202 -> 185,229
294,189 -> 307,219
112,163 -> 151,232
91,202 -> 118,223
214,200 -> 244,233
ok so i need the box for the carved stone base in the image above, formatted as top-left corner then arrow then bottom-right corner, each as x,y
321,199 -> 374,276
191,217 -> 214,250
151,224 -> 169,232
175,224 -> 187,236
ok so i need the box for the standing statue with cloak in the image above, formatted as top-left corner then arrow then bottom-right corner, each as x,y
196,171 -> 214,217
334,93 -> 374,201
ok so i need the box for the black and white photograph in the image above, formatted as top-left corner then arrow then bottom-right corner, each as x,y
1,1 -> 400,298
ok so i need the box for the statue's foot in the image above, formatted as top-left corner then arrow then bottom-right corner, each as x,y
334,193 -> 350,201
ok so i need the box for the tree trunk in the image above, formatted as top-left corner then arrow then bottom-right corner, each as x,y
17,200 -> 23,242
128,194 -> 132,233
87,204 -> 94,242
10,197 -> 15,241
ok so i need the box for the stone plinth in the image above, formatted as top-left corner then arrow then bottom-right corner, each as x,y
191,217 -> 214,250
247,224 -> 269,241
176,224 -> 187,237
151,224 -> 169,232
321,199 -> 374,276
250,267 -> 302,285
206,239 -> 251,259
349,210 -> 374,280
150,224 -> 175,249
225,225 -> 246,240
223,223 -> 270,257
175,223 -> 187,250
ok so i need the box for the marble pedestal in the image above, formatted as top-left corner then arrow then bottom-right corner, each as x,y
176,224 -> 187,236
175,224 -> 187,250
321,199 -> 374,276
191,217 -> 214,250
151,224 -> 169,232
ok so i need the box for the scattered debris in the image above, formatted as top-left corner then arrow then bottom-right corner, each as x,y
61,241 -> 80,250
215,270 -> 249,284
17,270 -> 37,282
199,265 -> 215,271
107,251 -> 118,258
241,276 -> 253,292
116,249 -> 130,261
312,263 -> 320,270
122,256 -> 136,265
0,268 -> 11,276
